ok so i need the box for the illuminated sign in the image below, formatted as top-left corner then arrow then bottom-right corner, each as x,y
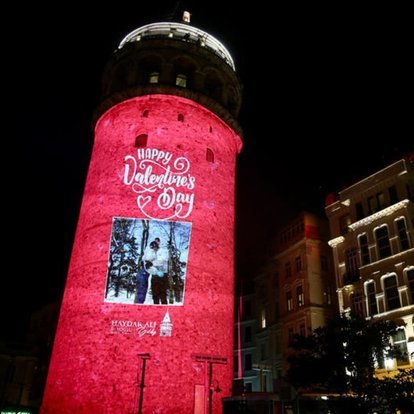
123,148 -> 196,219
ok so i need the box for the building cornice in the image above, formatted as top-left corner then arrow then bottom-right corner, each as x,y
328,236 -> 345,248
348,200 -> 410,231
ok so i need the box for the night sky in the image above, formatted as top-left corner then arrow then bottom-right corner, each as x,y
6,1 -> 412,339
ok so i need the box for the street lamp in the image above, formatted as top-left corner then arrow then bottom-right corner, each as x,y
136,353 -> 151,414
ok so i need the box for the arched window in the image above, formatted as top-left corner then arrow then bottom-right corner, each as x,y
374,225 -> 391,259
365,281 -> 378,316
382,274 -> 400,311
395,217 -> 410,251
135,134 -> 148,148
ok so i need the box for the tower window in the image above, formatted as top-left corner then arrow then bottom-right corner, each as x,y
134,134 -> 148,148
148,72 -> 159,84
209,126 -> 213,133
206,148 -> 214,163
175,74 -> 187,87
142,110 -> 149,118
178,113 -> 184,122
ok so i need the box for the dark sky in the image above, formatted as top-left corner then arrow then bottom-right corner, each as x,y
6,2 -> 412,339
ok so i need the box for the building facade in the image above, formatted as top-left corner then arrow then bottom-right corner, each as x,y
325,157 -> 414,373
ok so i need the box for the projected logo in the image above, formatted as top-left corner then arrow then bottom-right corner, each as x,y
104,217 -> 191,306
123,148 -> 196,220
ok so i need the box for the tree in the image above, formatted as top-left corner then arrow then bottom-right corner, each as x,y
287,314 -> 413,413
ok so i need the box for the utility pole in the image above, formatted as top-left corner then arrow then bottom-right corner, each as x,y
137,353 -> 151,414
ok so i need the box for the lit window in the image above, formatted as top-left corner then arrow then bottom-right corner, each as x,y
286,291 -> 293,311
395,217 -> 410,251
175,74 -> 187,87
358,233 -> 370,265
296,285 -> 304,307
148,72 -> 159,84
383,274 -> 400,311
393,329 -> 409,366
261,309 -> 266,329
374,225 -> 391,259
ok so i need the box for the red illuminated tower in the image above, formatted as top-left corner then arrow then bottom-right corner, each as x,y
41,16 -> 242,414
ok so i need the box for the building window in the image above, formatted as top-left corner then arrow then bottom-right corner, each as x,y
244,326 -> 252,343
358,233 -> 370,266
365,281 -> 378,316
383,274 -> 401,311
244,354 -> 252,371
148,72 -> 159,83
261,309 -> 266,329
178,113 -> 184,122
355,202 -> 365,220
244,301 -> 252,319
351,292 -> 364,317
374,225 -> 392,259
299,323 -> 306,336
405,268 -> 414,304
344,248 -> 359,284
175,73 -> 187,87
245,382 -> 252,392
388,185 -> 398,204
288,328 -> 294,346
142,109 -> 149,117
368,192 -> 385,214
296,285 -> 304,307
393,329 -> 409,366
339,215 -> 351,235
134,134 -> 148,148
324,285 -> 332,305
206,148 -> 214,163
286,291 -> 293,311
261,343 -> 266,360
395,217 -> 410,251
320,255 -> 328,271
295,256 -> 302,272
285,262 -> 292,278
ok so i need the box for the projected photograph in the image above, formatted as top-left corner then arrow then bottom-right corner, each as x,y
104,217 -> 192,306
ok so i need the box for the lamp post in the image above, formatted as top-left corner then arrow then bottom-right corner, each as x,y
137,353 -> 150,414
193,354 -> 227,414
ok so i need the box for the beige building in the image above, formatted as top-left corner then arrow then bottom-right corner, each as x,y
325,157 -> 414,373
232,212 -> 337,398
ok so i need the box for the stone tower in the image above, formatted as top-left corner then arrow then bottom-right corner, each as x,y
42,15 -> 242,414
